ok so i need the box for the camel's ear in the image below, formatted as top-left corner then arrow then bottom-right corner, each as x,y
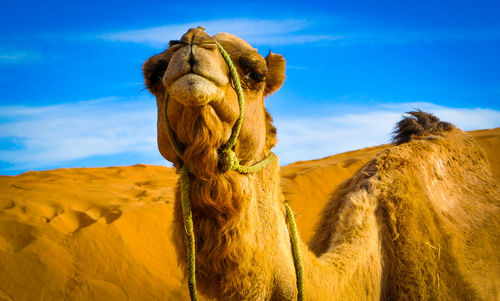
264,52 -> 286,96
142,50 -> 171,96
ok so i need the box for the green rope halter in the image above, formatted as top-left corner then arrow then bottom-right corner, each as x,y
164,41 -> 304,301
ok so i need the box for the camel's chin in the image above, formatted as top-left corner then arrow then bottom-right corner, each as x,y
168,74 -> 224,107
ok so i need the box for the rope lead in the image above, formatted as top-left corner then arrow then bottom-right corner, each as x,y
285,203 -> 306,301
180,165 -> 198,301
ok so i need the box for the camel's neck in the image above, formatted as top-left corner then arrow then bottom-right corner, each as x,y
172,153 -> 385,300
172,158 -> 296,300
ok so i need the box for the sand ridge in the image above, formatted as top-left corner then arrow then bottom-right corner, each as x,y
0,165 -> 185,300
0,129 -> 498,300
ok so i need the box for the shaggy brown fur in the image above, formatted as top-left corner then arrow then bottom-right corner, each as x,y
144,27 -> 500,300
392,110 -> 455,144
310,127 -> 500,300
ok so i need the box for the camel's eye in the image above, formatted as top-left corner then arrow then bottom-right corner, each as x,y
169,40 -> 185,52
237,57 -> 267,87
247,71 -> 265,82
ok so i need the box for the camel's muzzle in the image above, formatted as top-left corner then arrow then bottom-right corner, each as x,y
163,28 -> 229,107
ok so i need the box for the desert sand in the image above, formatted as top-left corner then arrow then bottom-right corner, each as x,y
0,128 -> 498,300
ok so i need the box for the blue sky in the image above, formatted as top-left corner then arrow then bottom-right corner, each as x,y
1,0 -> 499,175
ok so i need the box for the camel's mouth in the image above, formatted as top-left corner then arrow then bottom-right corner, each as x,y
168,73 -> 225,107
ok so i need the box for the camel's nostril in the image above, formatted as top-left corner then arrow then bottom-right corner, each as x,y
188,54 -> 196,68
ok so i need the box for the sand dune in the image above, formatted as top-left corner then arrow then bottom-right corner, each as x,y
0,128 -> 498,300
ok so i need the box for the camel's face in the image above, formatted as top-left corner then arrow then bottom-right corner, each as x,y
163,28 -> 229,107
143,27 -> 285,175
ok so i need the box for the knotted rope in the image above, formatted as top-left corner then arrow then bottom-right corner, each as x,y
164,41 -> 305,301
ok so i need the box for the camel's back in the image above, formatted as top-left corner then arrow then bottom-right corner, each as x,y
374,128 -> 500,300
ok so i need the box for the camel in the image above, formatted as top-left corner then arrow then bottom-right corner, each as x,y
143,27 -> 500,300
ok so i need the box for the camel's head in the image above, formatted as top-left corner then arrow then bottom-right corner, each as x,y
143,27 -> 285,178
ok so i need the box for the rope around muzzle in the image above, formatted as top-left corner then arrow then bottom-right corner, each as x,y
164,41 -> 305,301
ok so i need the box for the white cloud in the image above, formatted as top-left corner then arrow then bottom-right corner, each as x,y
98,19 -> 340,47
342,30 -> 500,46
97,17 -> 500,49
0,51 -> 41,64
273,102 -> 500,165
0,97 -> 162,170
0,99 -> 498,172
